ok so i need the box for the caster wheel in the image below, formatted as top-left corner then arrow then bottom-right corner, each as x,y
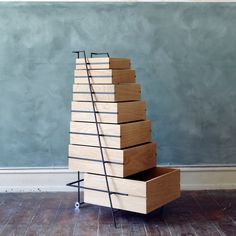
75,202 -> 80,209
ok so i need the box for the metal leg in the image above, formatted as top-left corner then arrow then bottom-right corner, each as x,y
74,171 -> 80,209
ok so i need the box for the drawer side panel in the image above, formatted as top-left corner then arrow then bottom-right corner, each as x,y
147,169 -> 180,213
124,143 -> 156,176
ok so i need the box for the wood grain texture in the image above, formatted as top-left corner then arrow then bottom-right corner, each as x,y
117,100 -> 146,123
84,190 -> 147,214
76,58 -> 131,70
68,144 -> 124,163
69,158 -> 123,177
69,121 -> 151,148
70,121 -> 121,136
192,191 -> 236,236
71,101 -> 146,123
123,142 -> 156,176
84,167 -> 180,214
72,84 -> 140,102
72,93 -> 116,102
73,84 -> 115,93
74,69 -> 135,84
68,143 -> 156,177
0,191 -> 235,235
84,173 -> 146,197
71,112 -> 119,123
120,120 -> 151,148
146,168 -> 181,213
76,57 -> 110,64
71,101 -> 119,112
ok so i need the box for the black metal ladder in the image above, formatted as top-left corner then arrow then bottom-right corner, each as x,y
67,50 -> 118,227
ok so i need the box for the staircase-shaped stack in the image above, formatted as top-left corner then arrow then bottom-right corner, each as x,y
68,56 -> 180,214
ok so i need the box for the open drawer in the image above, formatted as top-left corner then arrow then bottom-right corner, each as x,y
84,167 -> 180,214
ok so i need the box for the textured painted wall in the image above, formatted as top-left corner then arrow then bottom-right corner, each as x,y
0,3 -> 236,167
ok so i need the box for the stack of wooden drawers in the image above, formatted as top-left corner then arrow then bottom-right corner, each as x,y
68,57 -> 180,214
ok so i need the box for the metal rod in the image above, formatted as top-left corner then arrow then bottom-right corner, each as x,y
82,51 -> 117,228
77,171 -> 80,204
72,50 -> 85,58
66,183 -> 128,196
91,52 -> 110,58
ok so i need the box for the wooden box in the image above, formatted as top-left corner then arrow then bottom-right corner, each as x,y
84,167 -> 180,214
74,69 -> 135,84
70,120 -> 151,149
72,84 -> 140,102
71,101 -> 146,123
76,57 -> 130,70
68,142 -> 156,177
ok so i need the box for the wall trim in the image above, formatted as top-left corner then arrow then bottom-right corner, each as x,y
1,1 -> 236,3
0,167 -> 235,192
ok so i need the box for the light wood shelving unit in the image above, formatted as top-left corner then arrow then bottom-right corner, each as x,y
67,51 -> 180,227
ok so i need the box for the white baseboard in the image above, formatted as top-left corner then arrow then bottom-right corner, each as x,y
179,167 -> 236,190
0,167 -> 236,192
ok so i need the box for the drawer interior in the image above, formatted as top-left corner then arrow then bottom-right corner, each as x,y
126,167 -> 177,181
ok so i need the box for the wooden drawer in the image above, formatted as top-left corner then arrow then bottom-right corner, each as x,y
70,120 -> 151,148
84,167 -> 180,214
72,84 -> 140,102
71,101 -> 146,123
74,69 -> 135,84
76,57 -> 130,70
68,143 -> 156,177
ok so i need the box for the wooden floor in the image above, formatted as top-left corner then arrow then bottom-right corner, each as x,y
0,191 -> 235,236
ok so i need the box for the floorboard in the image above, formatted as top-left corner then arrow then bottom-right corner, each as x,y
0,191 -> 235,236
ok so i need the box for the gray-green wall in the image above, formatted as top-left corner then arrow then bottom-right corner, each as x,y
0,3 -> 236,167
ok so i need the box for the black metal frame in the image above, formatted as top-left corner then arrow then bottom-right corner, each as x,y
67,50 -> 119,227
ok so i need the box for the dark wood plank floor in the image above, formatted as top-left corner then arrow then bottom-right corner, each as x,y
0,191 -> 235,236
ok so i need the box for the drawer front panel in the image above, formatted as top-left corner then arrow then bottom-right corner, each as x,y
70,134 -> 151,149
70,121 -> 121,136
76,58 -> 130,70
68,144 -> 123,163
73,93 -> 116,102
70,121 -> 151,148
70,120 -> 150,138
71,101 -> 118,112
73,84 -> 115,93
73,84 -> 140,98
74,77 -> 114,84
68,143 -> 156,177
71,112 -> 118,123
71,101 -> 146,123
72,85 -> 140,102
74,69 -> 135,84
69,158 -> 123,177
72,93 -> 140,102
84,173 -> 146,197
84,190 -> 146,214
70,133 -> 121,148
